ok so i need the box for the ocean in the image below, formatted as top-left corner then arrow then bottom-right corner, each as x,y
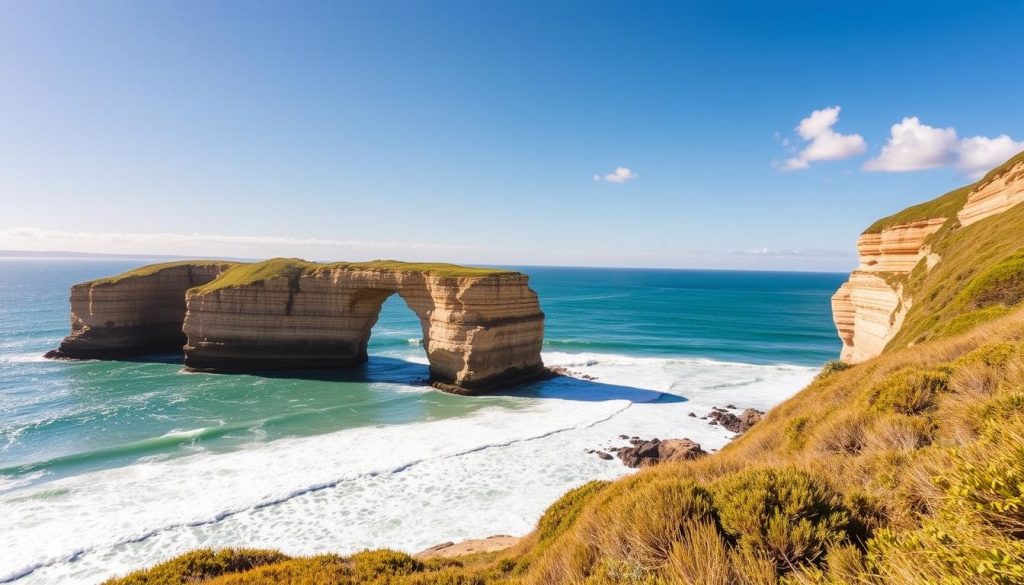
0,260 -> 846,584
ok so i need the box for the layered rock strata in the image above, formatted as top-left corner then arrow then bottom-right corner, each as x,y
957,157 -> 1024,226
46,262 -> 233,359
49,260 -> 546,393
833,152 -> 1024,363
831,220 -> 944,363
183,267 -> 545,392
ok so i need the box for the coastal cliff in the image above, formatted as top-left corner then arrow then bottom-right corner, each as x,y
183,260 -> 546,391
46,261 -> 235,359
833,151 -> 1024,362
48,259 -> 545,392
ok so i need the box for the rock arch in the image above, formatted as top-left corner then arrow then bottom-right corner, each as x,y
48,260 -> 546,393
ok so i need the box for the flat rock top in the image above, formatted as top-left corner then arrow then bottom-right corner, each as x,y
416,535 -> 520,559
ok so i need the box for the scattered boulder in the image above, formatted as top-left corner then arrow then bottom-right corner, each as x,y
595,451 -> 613,460
615,438 -> 706,468
708,407 -> 765,433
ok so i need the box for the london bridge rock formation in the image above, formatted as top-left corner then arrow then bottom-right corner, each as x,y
49,259 -> 546,393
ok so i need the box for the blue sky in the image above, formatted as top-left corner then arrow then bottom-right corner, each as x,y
1,1 -> 1022,271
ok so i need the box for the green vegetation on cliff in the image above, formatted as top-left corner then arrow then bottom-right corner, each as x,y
190,258 -> 516,294
883,181 -> 1024,350
88,258 -> 515,292
91,260 -> 240,285
864,150 -> 1024,234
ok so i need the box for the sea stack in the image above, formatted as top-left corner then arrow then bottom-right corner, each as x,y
48,258 -> 547,393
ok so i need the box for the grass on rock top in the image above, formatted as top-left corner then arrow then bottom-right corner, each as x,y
191,259 -> 516,293
90,260 -> 240,285
89,258 -> 515,292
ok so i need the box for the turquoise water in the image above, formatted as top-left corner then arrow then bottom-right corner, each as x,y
0,260 -> 844,583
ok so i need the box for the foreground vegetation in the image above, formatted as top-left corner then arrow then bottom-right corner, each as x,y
106,309 -> 1024,584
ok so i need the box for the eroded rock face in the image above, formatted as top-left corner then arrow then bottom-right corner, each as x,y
183,268 -> 545,392
48,261 -> 546,393
46,263 -> 232,359
958,158 -> 1024,226
832,154 -> 1024,363
832,219 -> 943,364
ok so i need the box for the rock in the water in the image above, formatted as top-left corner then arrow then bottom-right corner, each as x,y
596,451 -> 613,460
708,407 -> 764,433
615,438 -> 706,468
47,259 -> 547,393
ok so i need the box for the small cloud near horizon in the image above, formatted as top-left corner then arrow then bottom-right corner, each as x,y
593,167 -> 638,183
863,116 -> 1024,179
779,106 -> 867,170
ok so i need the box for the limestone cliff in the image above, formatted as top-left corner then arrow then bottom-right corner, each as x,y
46,261 -> 234,359
48,259 -> 546,393
183,263 -> 545,391
834,150 -> 1024,362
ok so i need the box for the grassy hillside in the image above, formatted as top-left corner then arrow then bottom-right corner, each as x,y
866,151 -> 1024,352
105,309 -> 1024,584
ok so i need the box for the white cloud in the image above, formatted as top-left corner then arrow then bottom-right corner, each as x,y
593,167 -> 637,183
957,134 -> 1024,178
862,117 -> 958,172
864,117 -> 1023,178
780,106 -> 867,170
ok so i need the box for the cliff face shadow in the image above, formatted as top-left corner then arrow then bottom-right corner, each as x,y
493,372 -> 687,404
68,352 -> 681,404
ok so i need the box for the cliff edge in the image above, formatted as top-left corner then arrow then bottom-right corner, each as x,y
834,150 -> 1024,362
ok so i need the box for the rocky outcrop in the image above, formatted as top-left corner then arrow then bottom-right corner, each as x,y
832,219 -> 943,363
957,157 -> 1024,226
614,438 -> 706,468
49,260 -> 546,393
708,407 -> 764,433
183,266 -> 545,392
46,262 -> 234,359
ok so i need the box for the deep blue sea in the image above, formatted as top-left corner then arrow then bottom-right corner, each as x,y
0,260 -> 845,584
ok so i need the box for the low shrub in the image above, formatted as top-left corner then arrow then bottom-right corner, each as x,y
867,368 -> 948,415
710,468 -> 853,572
103,549 -> 291,585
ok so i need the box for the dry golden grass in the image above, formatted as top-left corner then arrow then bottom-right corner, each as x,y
104,310 -> 1024,585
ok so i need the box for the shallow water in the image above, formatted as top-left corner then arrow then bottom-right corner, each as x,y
0,260 -> 844,583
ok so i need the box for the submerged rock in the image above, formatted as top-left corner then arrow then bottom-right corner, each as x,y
615,438 -> 706,468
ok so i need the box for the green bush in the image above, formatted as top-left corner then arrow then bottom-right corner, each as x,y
710,468 -> 852,572
816,360 -> 851,380
103,549 -> 290,585
867,368 -> 949,415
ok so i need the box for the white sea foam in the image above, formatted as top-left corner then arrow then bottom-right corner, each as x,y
1,351 -> 817,584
